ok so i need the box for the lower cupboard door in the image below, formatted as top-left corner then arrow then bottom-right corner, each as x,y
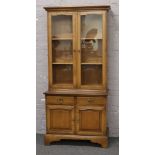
46,105 -> 74,134
76,106 -> 106,135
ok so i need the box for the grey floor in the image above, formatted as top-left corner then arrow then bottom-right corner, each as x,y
36,134 -> 119,155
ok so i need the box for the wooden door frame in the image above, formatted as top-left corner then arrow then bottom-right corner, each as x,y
47,12 -> 77,90
77,11 -> 107,90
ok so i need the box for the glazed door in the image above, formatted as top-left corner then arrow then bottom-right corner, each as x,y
76,106 -> 106,135
77,11 -> 107,90
46,105 -> 75,134
48,12 -> 77,89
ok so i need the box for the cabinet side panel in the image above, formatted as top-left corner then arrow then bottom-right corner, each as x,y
47,12 -> 52,89
102,11 -> 107,90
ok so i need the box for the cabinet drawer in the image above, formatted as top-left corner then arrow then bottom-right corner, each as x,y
77,97 -> 106,105
46,96 -> 74,105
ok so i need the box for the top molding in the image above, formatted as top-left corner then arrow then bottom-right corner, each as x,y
44,5 -> 111,12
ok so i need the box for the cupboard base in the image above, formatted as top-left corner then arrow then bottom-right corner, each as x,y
44,128 -> 109,148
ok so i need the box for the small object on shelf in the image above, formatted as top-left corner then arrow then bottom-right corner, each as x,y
85,28 -> 98,39
81,39 -> 102,63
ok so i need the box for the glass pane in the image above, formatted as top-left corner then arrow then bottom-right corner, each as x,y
81,39 -> 102,63
53,64 -> 73,84
52,40 -> 73,63
81,65 -> 102,85
81,14 -> 102,39
52,15 -> 72,39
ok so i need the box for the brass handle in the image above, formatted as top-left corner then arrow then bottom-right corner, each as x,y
88,98 -> 94,103
57,98 -> 63,104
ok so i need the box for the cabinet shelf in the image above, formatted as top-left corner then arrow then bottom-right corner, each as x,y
81,63 -> 102,65
52,38 -> 73,40
52,62 -> 73,64
81,38 -> 102,40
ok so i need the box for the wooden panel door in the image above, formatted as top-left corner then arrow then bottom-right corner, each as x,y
47,12 -> 77,89
76,105 -> 106,135
46,105 -> 75,134
77,11 -> 107,90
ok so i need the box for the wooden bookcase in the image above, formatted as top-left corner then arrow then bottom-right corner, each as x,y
43,5 -> 110,148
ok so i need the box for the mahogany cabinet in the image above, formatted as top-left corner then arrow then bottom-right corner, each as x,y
43,5 -> 110,148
